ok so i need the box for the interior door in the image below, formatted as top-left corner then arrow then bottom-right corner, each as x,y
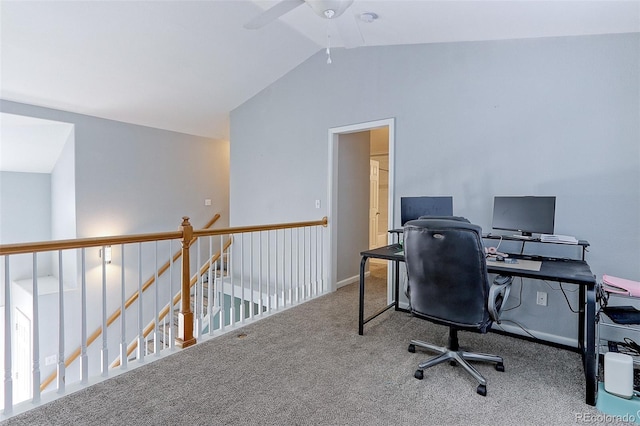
369,159 -> 380,249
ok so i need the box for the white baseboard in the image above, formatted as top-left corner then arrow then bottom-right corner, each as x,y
337,272 -> 367,289
492,322 -> 578,348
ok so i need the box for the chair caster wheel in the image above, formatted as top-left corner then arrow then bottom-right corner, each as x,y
495,362 -> 505,372
414,369 -> 424,380
449,360 -> 457,367
477,384 -> 487,396
408,344 -> 415,353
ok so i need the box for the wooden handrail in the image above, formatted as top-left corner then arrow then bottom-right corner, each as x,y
0,215 -> 326,255
111,237 -> 233,368
192,217 -> 327,238
0,231 -> 182,256
39,214 -> 221,391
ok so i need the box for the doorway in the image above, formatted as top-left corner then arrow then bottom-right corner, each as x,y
369,127 -> 390,252
327,118 -> 395,304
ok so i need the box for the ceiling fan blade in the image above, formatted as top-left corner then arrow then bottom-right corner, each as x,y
244,0 -> 306,30
335,13 -> 364,48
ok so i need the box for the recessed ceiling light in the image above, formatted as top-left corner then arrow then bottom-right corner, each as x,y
359,12 -> 378,23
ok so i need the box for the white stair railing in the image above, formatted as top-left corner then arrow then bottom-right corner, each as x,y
190,222 -> 326,337
0,216 -> 327,418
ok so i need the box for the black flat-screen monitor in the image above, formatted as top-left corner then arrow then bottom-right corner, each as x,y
401,196 -> 453,225
492,196 -> 556,236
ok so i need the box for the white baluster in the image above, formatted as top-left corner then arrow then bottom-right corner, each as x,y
297,229 -> 302,300
307,227 -> 312,297
80,249 -> 88,384
249,233 -> 254,319
57,250 -> 65,393
32,254 -> 41,403
194,239 -> 200,339
316,226 -> 320,294
290,229 -> 295,304
208,237 -> 215,335
219,236 -> 225,331
120,245 -> 127,369
320,225 -> 324,292
229,240 -> 235,326
259,231 -> 263,315
154,242 -> 159,355
305,227 -> 309,299
239,235 -> 245,323
267,231 -> 271,312
280,229 -> 287,307
137,243 -> 144,363
169,240 -> 174,348
101,247 -> 108,376
4,256 -> 13,414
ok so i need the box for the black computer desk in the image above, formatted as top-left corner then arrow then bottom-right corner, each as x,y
358,244 -> 597,406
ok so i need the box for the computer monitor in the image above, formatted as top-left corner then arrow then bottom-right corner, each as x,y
400,196 -> 453,225
491,196 -> 556,237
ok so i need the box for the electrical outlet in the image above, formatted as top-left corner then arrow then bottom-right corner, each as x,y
45,354 -> 57,366
536,291 -> 548,306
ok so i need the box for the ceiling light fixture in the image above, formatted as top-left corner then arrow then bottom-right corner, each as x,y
324,9 -> 336,19
307,1 -> 353,20
359,12 -> 379,23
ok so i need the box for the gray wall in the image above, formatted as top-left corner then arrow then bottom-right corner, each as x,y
336,131 -> 370,283
51,129 -> 78,285
0,171 -> 51,244
1,100 -> 230,236
231,33 -> 640,282
230,33 -> 639,345
0,171 -> 53,301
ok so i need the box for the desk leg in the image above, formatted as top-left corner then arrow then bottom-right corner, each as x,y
394,260 -> 400,311
358,256 -> 368,336
585,284 -> 597,406
578,286 -> 585,352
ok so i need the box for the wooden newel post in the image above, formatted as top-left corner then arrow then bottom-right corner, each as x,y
176,216 -> 196,349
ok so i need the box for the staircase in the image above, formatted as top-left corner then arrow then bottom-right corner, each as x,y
144,258 -> 227,356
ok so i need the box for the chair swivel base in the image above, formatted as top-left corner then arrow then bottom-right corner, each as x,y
408,339 -> 505,396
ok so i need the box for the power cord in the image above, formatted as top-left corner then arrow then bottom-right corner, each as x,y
539,280 -> 579,313
494,318 -> 539,340
558,282 -> 579,313
617,337 -> 640,357
503,276 -> 524,311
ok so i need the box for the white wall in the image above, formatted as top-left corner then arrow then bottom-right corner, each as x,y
230,33 -> 639,282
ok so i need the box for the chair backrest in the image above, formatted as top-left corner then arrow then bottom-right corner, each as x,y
403,218 -> 492,333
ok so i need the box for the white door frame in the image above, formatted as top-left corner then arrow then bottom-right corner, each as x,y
326,118 -> 395,302
369,159 -> 380,250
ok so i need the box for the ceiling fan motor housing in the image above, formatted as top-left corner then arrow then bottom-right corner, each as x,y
306,0 -> 354,19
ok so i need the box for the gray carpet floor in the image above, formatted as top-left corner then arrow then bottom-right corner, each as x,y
2,265 -> 612,425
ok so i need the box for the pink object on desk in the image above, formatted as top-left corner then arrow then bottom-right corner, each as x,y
603,275 -> 640,297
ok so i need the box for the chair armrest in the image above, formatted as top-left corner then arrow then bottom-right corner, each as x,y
488,275 -> 513,323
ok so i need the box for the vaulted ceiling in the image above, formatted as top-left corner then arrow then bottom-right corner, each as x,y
1,1 -> 639,141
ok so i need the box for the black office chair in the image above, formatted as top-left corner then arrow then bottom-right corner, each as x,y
403,218 -> 513,396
